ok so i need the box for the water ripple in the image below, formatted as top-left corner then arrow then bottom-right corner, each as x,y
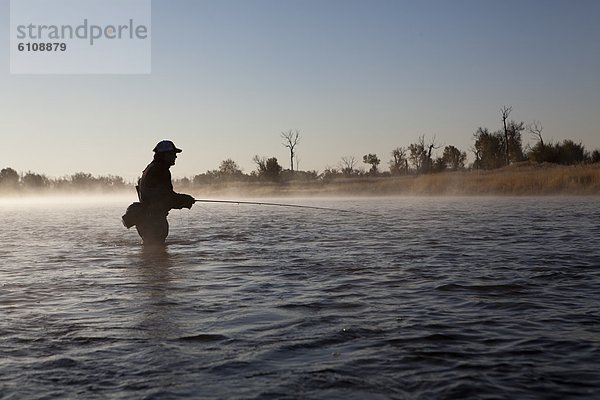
1,197 -> 599,398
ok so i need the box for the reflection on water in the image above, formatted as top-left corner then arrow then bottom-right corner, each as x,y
135,246 -> 179,340
0,197 -> 599,399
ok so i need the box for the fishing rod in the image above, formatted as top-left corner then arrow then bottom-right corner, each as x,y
192,198 -> 359,214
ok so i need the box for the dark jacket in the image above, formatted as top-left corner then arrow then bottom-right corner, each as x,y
137,158 -> 191,216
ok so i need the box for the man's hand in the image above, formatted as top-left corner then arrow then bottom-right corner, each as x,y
173,193 -> 195,209
182,194 -> 195,209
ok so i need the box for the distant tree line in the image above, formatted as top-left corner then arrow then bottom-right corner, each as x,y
2,108 -> 599,193
471,107 -> 599,169
0,168 -> 127,192
178,110 -> 599,186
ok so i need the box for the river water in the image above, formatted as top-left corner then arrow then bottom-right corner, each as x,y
1,196 -> 599,399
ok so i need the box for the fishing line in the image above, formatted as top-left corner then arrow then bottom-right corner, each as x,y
192,198 -> 364,215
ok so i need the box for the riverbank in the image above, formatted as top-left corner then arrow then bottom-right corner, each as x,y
1,163 -> 599,199
184,163 -> 600,197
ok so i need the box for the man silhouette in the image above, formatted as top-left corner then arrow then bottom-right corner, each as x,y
133,140 -> 194,245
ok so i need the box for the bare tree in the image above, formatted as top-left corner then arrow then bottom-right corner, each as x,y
501,105 -> 512,166
252,155 -> 266,171
281,129 -> 300,172
527,120 -> 544,148
426,135 -> 441,172
340,156 -> 357,175
470,144 -> 482,170
409,135 -> 440,173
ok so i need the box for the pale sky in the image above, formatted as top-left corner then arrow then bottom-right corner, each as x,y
2,0 -> 599,181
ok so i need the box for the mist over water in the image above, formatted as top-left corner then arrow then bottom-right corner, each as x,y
1,197 -> 599,399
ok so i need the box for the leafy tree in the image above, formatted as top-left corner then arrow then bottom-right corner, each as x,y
282,169 -> 318,182
320,167 -> 342,181
557,140 -> 587,165
591,149 -> 600,164
0,167 -> 19,189
473,127 -> 505,169
96,175 -> 126,189
389,147 -> 408,175
253,155 -> 282,181
362,153 -> 380,175
442,145 -> 467,171
506,120 -> 526,163
432,157 -> 447,173
408,138 -> 427,172
21,172 -> 48,189
264,158 -> 282,178
194,159 -> 245,184
528,140 -> 588,165
71,172 -> 96,188
177,177 -> 191,188
528,141 -> 558,163
192,173 -> 211,185
219,158 -> 243,177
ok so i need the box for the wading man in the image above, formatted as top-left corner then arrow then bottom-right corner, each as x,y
123,140 -> 194,245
